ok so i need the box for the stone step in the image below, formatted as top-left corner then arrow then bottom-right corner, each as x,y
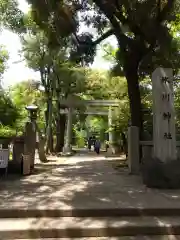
11,237 -> 180,240
2,207 -> 180,218
1,216 -> 180,238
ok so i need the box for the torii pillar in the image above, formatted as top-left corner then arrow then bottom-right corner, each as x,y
63,107 -> 73,154
107,106 -> 115,154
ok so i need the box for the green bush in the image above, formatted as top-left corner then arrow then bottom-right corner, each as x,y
0,126 -> 15,138
74,129 -> 86,148
76,137 -> 85,148
0,91 -> 20,126
0,126 -> 17,138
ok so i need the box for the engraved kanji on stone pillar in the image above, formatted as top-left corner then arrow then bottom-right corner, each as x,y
152,67 -> 176,162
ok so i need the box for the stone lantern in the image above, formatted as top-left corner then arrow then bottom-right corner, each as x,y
24,105 -> 38,173
25,105 -> 38,121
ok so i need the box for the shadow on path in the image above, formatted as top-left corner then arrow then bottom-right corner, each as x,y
1,155 -> 180,210
1,153 -> 180,239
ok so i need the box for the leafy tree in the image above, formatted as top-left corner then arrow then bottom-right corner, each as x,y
0,45 -> 8,85
0,45 -> 19,128
21,23 -> 88,152
85,70 -> 130,140
0,0 -> 26,135
85,69 -> 109,99
21,30 -> 57,152
0,0 -> 25,32
27,0 -> 180,136
0,90 -> 19,127
10,80 -> 44,131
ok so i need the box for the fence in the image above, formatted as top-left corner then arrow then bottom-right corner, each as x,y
140,141 -> 180,159
0,149 -> 9,174
128,126 -> 180,174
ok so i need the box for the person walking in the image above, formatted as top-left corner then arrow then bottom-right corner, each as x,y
121,132 -> 128,158
105,140 -> 109,152
87,137 -> 92,151
94,138 -> 101,154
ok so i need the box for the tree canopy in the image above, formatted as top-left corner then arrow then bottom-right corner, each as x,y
1,0 -> 179,152
0,90 -> 19,127
26,0 -> 180,132
0,0 -> 25,32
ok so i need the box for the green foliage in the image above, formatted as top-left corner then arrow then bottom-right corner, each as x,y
21,31 -> 50,72
20,0 -> 180,144
0,0 -> 25,32
0,125 -> 16,138
26,0 -> 180,130
26,0 -> 79,45
0,45 -> 9,80
10,80 -> 45,131
74,128 -> 86,148
102,43 -> 117,64
174,85 -> 180,129
85,116 -> 108,141
53,63 -> 87,97
0,90 -> 19,126
21,27 -> 87,97
27,0 -> 180,66
84,70 -> 130,134
85,69 -> 108,99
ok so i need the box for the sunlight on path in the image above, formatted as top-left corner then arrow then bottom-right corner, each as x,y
1,150 -> 180,210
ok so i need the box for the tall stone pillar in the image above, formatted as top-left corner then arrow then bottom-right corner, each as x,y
128,126 -> 140,174
24,121 -> 36,170
152,67 -> 176,162
63,107 -> 73,153
12,136 -> 24,173
108,106 -> 113,143
107,106 -> 115,154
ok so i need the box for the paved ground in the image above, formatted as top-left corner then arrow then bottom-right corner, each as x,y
1,150 -> 180,210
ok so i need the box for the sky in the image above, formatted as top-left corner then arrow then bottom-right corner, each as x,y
0,0 -> 117,88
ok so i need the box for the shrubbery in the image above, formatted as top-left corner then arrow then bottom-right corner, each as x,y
0,125 -> 22,138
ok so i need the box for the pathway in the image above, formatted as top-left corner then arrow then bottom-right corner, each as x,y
0,150 -> 180,210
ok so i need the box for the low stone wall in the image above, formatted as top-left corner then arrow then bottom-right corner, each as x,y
140,141 -> 153,159
128,126 -> 180,175
140,141 -> 180,159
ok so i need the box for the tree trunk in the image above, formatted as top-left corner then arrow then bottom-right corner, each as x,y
125,68 -> 142,129
59,114 -> 66,151
47,127 -> 54,153
45,97 -> 53,153
55,101 -> 62,152
38,136 -> 47,162
55,116 -> 61,152
56,117 -> 66,153
124,58 -> 143,162
124,55 -> 143,135
55,113 -> 66,153
55,103 -> 66,153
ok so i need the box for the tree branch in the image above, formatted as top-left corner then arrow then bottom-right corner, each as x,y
93,0 -> 133,49
92,29 -> 115,46
74,29 -> 114,51
93,0 -> 121,35
72,33 -> 81,45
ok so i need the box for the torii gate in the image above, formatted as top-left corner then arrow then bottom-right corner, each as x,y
60,96 -> 120,153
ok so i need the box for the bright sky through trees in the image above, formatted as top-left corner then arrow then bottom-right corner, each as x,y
0,0 -> 117,88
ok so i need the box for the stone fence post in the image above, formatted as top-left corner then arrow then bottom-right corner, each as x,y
128,126 -> 140,174
24,121 -> 36,171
